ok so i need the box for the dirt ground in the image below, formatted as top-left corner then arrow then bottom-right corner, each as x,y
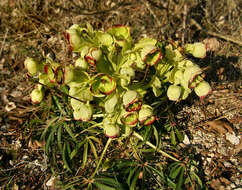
0,0 -> 241,189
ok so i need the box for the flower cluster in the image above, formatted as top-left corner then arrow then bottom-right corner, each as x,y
25,23 -> 211,139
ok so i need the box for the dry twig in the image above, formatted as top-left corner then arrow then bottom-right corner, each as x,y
190,18 -> 242,46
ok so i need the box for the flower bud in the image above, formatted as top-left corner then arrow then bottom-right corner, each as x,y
65,24 -> 83,51
73,103 -> 93,121
141,45 -> 162,66
63,65 -> 75,84
123,90 -> 142,112
184,42 -> 206,58
30,88 -> 44,104
120,67 -> 135,78
167,85 -> 182,101
107,25 -> 131,41
55,66 -> 64,84
138,106 -> 154,124
123,90 -> 137,107
194,81 -> 211,99
121,111 -> 138,127
96,32 -> 113,46
91,74 -> 116,95
183,65 -> 202,83
64,66 -> 89,85
24,57 -> 41,76
104,124 -> 120,138
75,57 -> 88,70
105,94 -> 118,113
38,73 -> 54,90
84,47 -> 102,66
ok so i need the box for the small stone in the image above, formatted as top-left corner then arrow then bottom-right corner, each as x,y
183,134 -> 190,145
226,132 -> 240,145
46,176 -> 55,187
223,162 -> 232,168
230,183 -> 236,188
22,155 -> 29,160
207,158 -> 212,163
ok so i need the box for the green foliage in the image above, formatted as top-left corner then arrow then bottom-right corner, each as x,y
25,23 -> 210,189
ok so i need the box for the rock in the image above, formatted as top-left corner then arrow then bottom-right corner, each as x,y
183,134 -> 190,145
226,132 -> 240,145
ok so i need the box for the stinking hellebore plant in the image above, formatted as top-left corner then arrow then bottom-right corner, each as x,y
25,23 -> 211,176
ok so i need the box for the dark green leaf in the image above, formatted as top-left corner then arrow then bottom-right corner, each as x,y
57,125 -> 62,150
70,139 -> 86,159
176,167 -> 184,190
175,128 -> 184,142
169,165 -> 182,179
82,142 -> 88,169
127,166 -> 139,186
88,139 -> 98,162
93,182 -> 116,190
171,129 -> 176,145
62,142 -> 72,172
64,123 -> 77,142
130,168 -> 141,190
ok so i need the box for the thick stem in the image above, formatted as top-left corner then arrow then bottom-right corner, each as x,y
133,131 -> 179,162
91,138 -> 112,179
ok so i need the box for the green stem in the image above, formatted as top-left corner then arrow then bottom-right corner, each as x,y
91,138 -> 112,179
133,132 -> 179,162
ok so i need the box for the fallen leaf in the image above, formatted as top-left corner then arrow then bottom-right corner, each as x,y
206,119 -> 233,135
28,139 -> 45,149
5,102 -> 16,112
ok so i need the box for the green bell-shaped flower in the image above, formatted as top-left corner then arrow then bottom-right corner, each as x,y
73,102 -> 93,121
64,65 -> 89,85
84,47 -> 102,66
96,31 -> 114,46
184,42 -> 206,58
194,81 -> 211,99
121,111 -> 138,127
183,65 -> 202,83
75,57 -> 88,70
103,124 -> 120,138
38,73 -> 54,90
167,85 -> 182,101
91,74 -> 116,96
24,57 -> 41,76
105,94 -> 118,113
30,88 -> 44,104
141,45 -> 162,66
65,24 -> 83,51
138,105 -> 156,125
123,90 -> 142,112
70,87 -> 93,102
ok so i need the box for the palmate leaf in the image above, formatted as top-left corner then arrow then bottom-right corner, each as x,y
63,123 -> 77,142
175,128 -> 184,142
57,124 -> 62,150
171,129 -> 177,145
82,141 -> 88,169
40,116 -> 59,141
169,165 -> 182,179
70,139 -> 86,159
146,165 -> 165,183
62,142 -> 72,172
88,138 -> 98,162
93,182 -> 116,190
127,166 -> 139,187
44,124 -> 59,154
130,168 -> 141,190
190,171 -> 203,189
176,167 -> 185,190
94,176 -> 125,190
